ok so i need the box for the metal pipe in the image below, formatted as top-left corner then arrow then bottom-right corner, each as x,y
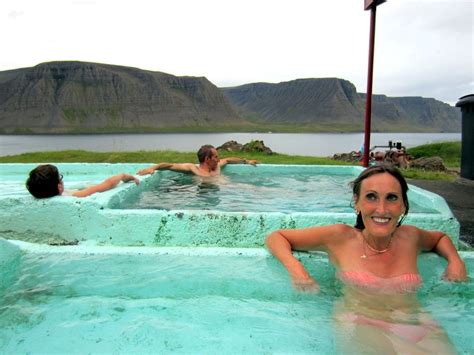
363,6 -> 377,167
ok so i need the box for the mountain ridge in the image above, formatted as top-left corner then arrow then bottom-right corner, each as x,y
222,79 -> 460,132
0,61 -> 251,133
0,61 -> 461,133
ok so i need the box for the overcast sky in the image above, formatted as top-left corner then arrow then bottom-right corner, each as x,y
1,0 -> 472,105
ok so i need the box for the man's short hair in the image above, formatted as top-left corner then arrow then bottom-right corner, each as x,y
26,164 -> 61,198
197,145 -> 215,163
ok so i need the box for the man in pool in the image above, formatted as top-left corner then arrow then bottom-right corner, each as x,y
137,144 -> 258,177
26,164 -> 139,198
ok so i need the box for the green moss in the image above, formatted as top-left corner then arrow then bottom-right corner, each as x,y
401,169 -> 456,181
62,106 -> 125,126
408,141 -> 461,168
154,216 -> 171,244
11,127 -> 34,134
61,107 -> 89,124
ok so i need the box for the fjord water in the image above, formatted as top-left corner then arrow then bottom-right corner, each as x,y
0,132 -> 460,157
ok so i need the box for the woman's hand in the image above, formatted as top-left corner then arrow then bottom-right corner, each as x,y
289,263 -> 320,293
121,174 -> 140,185
443,259 -> 468,282
291,275 -> 320,293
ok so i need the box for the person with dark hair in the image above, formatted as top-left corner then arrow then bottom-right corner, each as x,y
351,164 -> 409,230
26,164 -> 139,199
266,164 -> 466,353
137,145 -> 258,177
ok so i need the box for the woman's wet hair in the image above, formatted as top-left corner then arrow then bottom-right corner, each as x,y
197,145 -> 216,163
350,164 -> 409,230
26,164 -> 62,198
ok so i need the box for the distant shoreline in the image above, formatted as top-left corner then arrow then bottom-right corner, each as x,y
0,132 -> 461,158
0,128 -> 461,135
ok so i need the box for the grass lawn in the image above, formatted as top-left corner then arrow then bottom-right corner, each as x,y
0,142 -> 460,181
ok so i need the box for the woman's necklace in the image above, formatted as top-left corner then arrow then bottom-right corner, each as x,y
360,233 -> 393,258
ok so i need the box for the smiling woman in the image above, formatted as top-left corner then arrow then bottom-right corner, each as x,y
352,165 -> 409,251
265,164 -> 467,353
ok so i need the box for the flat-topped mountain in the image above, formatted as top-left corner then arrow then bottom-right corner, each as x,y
0,62 -> 461,133
0,61 -> 250,133
222,79 -> 363,124
222,78 -> 461,132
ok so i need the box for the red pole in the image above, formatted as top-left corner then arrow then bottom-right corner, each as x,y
363,6 -> 377,167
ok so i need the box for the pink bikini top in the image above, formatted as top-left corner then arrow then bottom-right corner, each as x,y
337,271 -> 422,294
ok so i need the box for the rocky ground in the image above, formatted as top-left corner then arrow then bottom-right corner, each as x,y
408,177 -> 474,248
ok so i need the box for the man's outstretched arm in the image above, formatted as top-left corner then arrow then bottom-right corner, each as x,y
219,157 -> 258,167
137,163 -> 199,176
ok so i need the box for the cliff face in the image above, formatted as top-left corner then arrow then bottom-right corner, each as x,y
361,94 -> 461,132
223,79 -> 461,132
221,79 -> 364,124
0,61 -> 247,133
0,63 -> 461,133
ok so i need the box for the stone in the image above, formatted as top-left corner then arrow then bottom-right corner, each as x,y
411,156 -> 447,171
217,140 -> 273,154
242,140 -> 273,154
332,152 -> 361,163
216,140 -> 243,152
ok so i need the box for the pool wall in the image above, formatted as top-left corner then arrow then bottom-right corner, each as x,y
0,163 -> 460,247
2,238 -> 471,276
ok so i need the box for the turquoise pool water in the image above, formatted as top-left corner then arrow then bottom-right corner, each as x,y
1,164 -> 457,247
0,163 -> 469,353
1,241 -> 473,354
117,171 -> 353,212
113,170 -> 438,214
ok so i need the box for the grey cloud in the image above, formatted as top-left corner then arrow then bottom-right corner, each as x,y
8,11 -> 24,19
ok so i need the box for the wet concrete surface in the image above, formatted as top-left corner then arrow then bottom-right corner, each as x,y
408,177 -> 474,247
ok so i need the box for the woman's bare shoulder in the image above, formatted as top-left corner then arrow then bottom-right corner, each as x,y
332,223 -> 356,232
395,225 -> 426,245
397,224 -> 423,236
326,224 -> 358,242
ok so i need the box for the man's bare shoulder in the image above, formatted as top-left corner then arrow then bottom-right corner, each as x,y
174,163 -> 197,168
168,163 -> 200,174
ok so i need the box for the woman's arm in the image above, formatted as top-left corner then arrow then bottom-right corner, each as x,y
137,163 -> 172,175
72,173 -> 139,198
266,224 -> 346,291
137,163 -> 199,176
418,229 -> 467,281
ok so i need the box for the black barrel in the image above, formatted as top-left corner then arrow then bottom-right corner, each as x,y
456,94 -> 474,180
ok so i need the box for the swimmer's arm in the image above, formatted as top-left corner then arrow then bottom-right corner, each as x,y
219,157 -> 258,167
265,225 -> 345,291
419,229 -> 467,281
72,174 -> 140,198
137,163 -> 198,175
